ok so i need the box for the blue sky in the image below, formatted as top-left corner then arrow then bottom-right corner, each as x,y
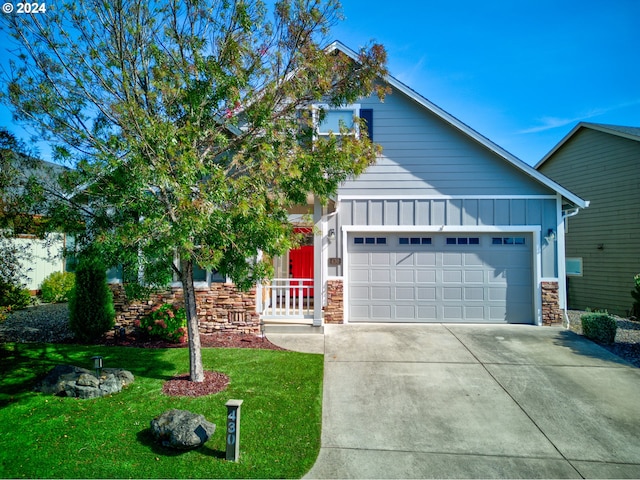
330,0 -> 640,164
1,0 -> 638,165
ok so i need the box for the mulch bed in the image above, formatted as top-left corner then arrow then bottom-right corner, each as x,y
100,331 -> 284,350
162,371 -> 231,397
99,331 -> 283,397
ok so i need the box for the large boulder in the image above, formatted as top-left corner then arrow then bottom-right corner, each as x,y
34,365 -> 134,398
150,409 -> 216,450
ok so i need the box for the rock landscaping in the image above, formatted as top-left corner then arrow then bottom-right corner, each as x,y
150,409 -> 216,450
34,364 -> 135,398
566,310 -> 640,367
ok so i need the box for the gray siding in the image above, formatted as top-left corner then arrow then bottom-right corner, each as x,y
339,87 -> 554,196
538,128 -> 640,316
328,197 -> 558,278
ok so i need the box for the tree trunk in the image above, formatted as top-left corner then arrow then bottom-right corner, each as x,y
180,258 -> 204,382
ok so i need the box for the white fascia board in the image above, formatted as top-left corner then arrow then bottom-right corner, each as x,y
338,194 -> 558,201
327,40 -> 589,210
342,225 -> 541,233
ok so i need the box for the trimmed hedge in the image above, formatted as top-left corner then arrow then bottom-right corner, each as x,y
581,313 -> 618,344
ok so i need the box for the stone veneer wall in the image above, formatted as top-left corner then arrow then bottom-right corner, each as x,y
110,283 -> 260,335
318,278 -> 563,326
541,281 -> 564,326
324,279 -> 344,324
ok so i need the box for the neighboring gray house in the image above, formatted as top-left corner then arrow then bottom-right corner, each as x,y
535,122 -> 640,316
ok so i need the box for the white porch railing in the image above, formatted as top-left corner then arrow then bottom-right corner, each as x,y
257,278 -> 314,320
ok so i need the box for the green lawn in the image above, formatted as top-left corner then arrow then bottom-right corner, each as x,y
0,342 -> 323,478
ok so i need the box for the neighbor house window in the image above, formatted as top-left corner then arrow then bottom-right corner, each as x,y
566,257 -> 583,276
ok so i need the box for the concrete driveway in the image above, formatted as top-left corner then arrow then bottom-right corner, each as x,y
268,324 -> 640,479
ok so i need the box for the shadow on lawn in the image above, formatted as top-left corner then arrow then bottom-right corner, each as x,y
0,341 -> 179,407
136,427 -> 225,459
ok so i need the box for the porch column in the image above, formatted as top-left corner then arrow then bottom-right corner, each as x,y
313,196 -> 323,327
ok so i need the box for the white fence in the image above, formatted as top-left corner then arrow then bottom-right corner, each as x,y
13,234 -> 65,291
257,278 -> 314,320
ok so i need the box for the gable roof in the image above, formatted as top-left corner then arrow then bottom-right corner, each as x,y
535,122 -> 640,170
327,41 -> 589,209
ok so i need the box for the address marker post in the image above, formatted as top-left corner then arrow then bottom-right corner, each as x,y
225,399 -> 243,462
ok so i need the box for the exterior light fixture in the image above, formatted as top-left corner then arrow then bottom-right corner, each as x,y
328,229 -> 336,241
545,229 -> 556,242
92,356 -> 103,378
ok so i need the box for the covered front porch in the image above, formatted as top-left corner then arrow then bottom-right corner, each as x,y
256,196 -> 337,327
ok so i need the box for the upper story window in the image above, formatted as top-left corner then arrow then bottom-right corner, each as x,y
312,104 -> 374,140
318,109 -> 357,135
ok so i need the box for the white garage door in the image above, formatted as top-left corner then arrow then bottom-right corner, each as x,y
348,233 -> 533,323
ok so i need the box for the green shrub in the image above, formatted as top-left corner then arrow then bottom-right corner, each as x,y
0,281 -> 31,310
137,303 -> 187,343
68,256 -> 115,343
39,271 -> 75,303
581,313 -> 618,344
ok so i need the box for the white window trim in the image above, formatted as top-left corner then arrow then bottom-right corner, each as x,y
314,103 -> 361,137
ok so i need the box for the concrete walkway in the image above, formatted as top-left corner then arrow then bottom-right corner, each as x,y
268,324 -> 640,479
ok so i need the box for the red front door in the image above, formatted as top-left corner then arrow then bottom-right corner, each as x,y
289,245 -> 314,297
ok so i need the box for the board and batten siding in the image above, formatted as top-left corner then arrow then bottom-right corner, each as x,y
538,128 -> 640,316
327,197 -> 558,278
339,86 -> 553,197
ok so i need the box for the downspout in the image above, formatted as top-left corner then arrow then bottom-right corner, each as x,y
561,207 -> 582,328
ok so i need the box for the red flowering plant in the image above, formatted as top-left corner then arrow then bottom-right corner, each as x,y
137,304 -> 188,343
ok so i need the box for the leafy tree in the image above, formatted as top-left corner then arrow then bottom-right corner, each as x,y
0,127 -> 43,290
0,127 -> 68,304
1,0 -> 387,381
